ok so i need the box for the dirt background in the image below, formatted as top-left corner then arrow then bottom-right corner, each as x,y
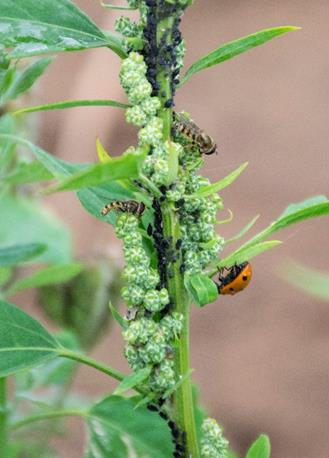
17,1 -> 329,457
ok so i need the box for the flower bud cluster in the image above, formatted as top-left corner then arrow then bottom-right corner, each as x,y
120,52 -> 161,126
176,171 -> 224,275
201,418 -> 229,458
116,213 -> 183,394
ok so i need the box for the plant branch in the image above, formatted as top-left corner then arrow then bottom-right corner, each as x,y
10,409 -> 87,431
58,349 -> 125,382
156,9 -> 200,458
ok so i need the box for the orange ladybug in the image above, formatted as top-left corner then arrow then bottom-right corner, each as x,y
216,261 -> 252,295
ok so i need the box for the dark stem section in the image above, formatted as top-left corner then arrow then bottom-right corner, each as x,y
143,1 -> 200,456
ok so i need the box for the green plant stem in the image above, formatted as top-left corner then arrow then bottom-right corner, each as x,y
0,377 -> 8,456
59,349 -> 125,382
59,349 -> 146,395
11,409 -> 87,431
156,11 -> 200,458
162,205 -> 200,457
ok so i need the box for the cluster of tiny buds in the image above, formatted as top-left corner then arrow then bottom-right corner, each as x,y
120,51 -> 185,187
116,213 -> 184,393
201,418 -> 229,458
176,173 -> 225,275
120,52 -> 161,126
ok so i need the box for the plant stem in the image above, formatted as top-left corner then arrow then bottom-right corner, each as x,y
0,377 -> 8,456
162,205 -> 200,458
58,349 -> 125,382
156,9 -> 200,458
11,409 -> 86,431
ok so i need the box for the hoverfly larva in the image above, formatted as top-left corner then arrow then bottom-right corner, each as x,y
101,200 -> 145,217
173,112 -> 218,156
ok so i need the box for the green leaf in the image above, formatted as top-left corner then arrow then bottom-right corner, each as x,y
0,0 -> 126,59
180,26 -> 299,86
0,299 -> 60,377
113,367 -> 151,396
47,152 -> 144,193
16,331 -> 79,391
0,134 -> 74,178
76,183 -> 134,225
218,240 -> 281,268
0,133 -> 136,226
279,261 -> 329,301
0,243 -> 46,267
109,302 -> 127,329
0,114 -> 17,168
211,196 -> 329,275
86,395 -> 173,458
4,160 -> 54,184
246,434 -> 271,458
0,267 -> 12,287
101,2 -> 137,10
225,215 -> 260,245
195,162 -> 248,198
13,99 -> 130,116
4,57 -> 52,102
0,193 -> 72,264
9,263 -> 82,293
185,273 -> 218,307
234,196 -> 329,255
0,66 -> 16,98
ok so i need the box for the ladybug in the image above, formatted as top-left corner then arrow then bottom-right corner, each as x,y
216,261 -> 252,295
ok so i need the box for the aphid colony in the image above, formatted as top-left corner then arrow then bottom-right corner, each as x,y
101,111 -> 252,296
147,399 -> 187,458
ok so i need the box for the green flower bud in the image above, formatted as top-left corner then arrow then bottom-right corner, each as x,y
126,105 -> 148,126
153,159 -> 170,186
150,360 -> 176,392
125,344 -> 145,371
120,70 -> 144,92
201,418 -> 229,458
143,268 -> 160,289
160,312 -> 184,340
123,318 -> 157,345
121,284 -> 145,306
183,197 -> 204,213
123,245 -> 149,266
128,80 -> 153,105
159,288 -> 170,306
124,231 -> 143,247
166,181 -> 186,202
115,16 -> 141,38
143,289 -> 165,312
198,222 -> 215,242
142,156 -> 156,175
140,334 -> 166,364
138,117 -> 163,146
115,214 -> 139,238
122,265 -> 138,284
140,97 -> 161,117
122,265 -> 150,285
